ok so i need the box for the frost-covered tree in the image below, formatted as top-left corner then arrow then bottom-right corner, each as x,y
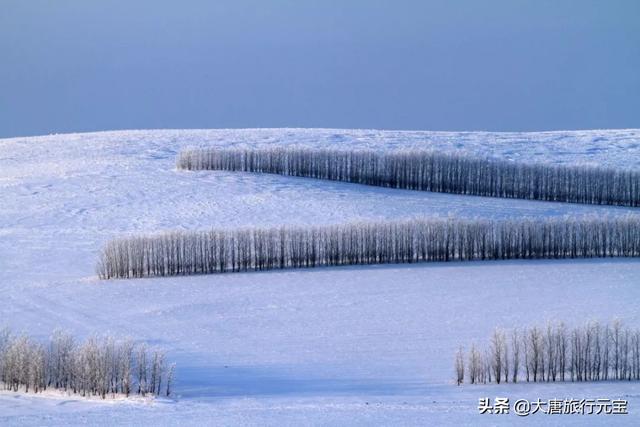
490,329 -> 506,384
166,363 -> 175,397
468,344 -> 481,385
455,347 -> 465,386
527,327 -> 543,382
136,344 -> 148,396
510,329 -> 520,383
455,320 -> 640,385
0,330 -> 174,398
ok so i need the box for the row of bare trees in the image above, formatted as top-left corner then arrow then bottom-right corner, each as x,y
97,216 -> 640,279
455,320 -> 640,385
0,329 -> 175,398
177,147 -> 640,207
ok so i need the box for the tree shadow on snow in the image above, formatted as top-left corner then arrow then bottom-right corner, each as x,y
174,365 -> 432,399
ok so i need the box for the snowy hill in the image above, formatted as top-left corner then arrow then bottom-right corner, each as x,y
1,129 -> 640,425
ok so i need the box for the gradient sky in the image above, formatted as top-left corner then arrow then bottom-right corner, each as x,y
1,0 -> 639,138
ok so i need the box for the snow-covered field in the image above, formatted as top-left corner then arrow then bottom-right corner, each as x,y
1,129 -> 640,425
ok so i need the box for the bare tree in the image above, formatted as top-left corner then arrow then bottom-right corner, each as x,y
528,327 -> 543,382
455,347 -> 465,385
511,329 -> 520,383
166,363 -> 175,397
136,344 -> 148,396
484,349 -> 492,384
489,329 -> 508,384
150,350 -> 165,396
557,322 -> 567,381
612,319 -> 622,380
468,344 -> 481,384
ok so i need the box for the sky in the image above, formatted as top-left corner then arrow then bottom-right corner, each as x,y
1,0 -> 639,138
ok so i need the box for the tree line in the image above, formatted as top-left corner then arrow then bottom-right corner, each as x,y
97,216 -> 640,279
177,147 -> 640,207
0,329 -> 175,398
454,320 -> 640,385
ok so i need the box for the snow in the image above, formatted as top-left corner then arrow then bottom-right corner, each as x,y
1,128 -> 640,425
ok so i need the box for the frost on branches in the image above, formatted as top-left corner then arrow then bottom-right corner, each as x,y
0,329 -> 175,399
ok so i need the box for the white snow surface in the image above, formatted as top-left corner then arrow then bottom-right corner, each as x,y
1,128 -> 640,426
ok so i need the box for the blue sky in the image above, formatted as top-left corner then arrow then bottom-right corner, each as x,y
1,0 -> 639,137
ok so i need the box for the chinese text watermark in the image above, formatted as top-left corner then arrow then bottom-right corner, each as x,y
478,397 -> 628,416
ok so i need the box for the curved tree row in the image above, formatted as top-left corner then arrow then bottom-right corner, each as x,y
177,147 -> 640,207
97,216 -> 640,279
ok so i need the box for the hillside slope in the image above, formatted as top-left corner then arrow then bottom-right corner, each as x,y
1,129 -> 639,425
